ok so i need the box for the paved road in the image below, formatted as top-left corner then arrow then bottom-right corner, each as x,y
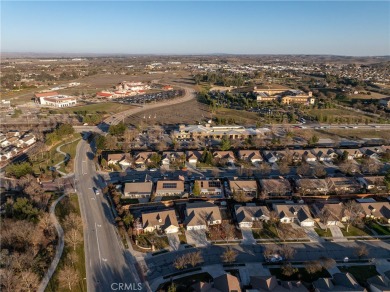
145,240 -> 390,281
75,139 -> 144,291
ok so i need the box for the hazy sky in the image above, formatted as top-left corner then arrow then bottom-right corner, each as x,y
1,1 -> 389,56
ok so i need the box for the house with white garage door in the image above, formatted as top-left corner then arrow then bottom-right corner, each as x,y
235,205 -> 270,228
141,209 -> 179,234
184,202 -> 222,230
273,203 -> 315,227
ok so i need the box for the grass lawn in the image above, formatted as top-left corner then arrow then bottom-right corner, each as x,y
178,233 -> 187,244
338,265 -> 379,286
269,267 -> 331,283
31,133 -> 81,176
49,102 -> 135,114
46,194 -> 86,292
158,272 -> 213,292
252,224 -> 279,239
341,225 -> 373,237
314,228 -> 332,237
366,221 -> 390,236
215,107 -> 260,125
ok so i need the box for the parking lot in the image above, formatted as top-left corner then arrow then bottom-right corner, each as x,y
116,89 -> 184,104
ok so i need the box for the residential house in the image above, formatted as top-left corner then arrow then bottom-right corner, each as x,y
360,146 -> 383,159
367,275 -> 390,292
272,203 -> 315,227
192,274 -> 241,292
141,209 -> 179,234
259,178 -> 292,197
213,274 -> 241,292
194,180 -> 223,197
134,152 -> 154,168
238,150 -> 263,164
263,151 -> 279,163
184,202 -> 222,230
213,151 -> 236,163
312,202 -> 348,226
311,148 -> 338,162
0,139 -> 10,148
161,151 -> 185,166
20,134 -> 36,147
291,150 -> 317,163
106,153 -> 132,168
357,176 -> 387,191
295,178 -> 330,195
326,177 -> 361,194
358,201 -> 390,223
235,205 -> 270,228
336,149 -> 363,160
7,136 -> 19,146
123,182 -> 153,202
229,179 -> 258,199
250,275 -> 308,292
155,180 -> 185,197
313,273 -> 366,292
186,150 -> 202,165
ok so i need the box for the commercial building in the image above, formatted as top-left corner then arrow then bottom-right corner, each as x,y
34,91 -> 77,108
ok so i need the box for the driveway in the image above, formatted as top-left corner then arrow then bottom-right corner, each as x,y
304,227 -> 324,243
329,226 -> 347,242
185,229 -> 209,247
167,233 -> 180,251
241,228 -> 256,245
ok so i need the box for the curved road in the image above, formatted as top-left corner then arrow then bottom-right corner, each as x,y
75,139 -> 143,291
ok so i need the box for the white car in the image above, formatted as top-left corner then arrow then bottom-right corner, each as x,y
95,189 -> 100,195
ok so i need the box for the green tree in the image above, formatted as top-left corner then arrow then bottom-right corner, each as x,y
95,135 -> 107,154
12,198 -> 40,222
5,162 -> 33,179
220,136 -> 231,151
123,212 -> 134,227
108,122 -> 127,137
192,181 -> 201,196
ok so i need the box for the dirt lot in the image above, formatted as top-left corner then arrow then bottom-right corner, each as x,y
125,98 -> 211,126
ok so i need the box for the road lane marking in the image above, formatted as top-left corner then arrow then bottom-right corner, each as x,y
94,222 -> 102,267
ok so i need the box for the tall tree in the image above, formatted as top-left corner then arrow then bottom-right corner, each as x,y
59,265 -> 79,291
221,247 -> 238,264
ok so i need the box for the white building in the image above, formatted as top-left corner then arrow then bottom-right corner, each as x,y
34,92 -> 77,108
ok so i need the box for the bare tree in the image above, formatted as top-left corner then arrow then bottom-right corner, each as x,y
319,257 -> 336,269
354,244 -> 369,259
221,247 -> 238,264
65,228 -> 83,251
314,165 -> 327,178
63,213 -> 83,232
281,262 -> 298,277
173,255 -> 187,270
38,213 -> 54,238
220,223 -> 235,243
318,208 -> 331,232
19,270 -> 39,292
263,246 -> 277,258
59,265 -> 79,291
280,245 -> 296,261
0,266 -> 19,292
360,158 -> 381,175
187,251 -> 203,267
278,161 -> 290,175
343,201 -> 363,233
296,163 -> 311,176
258,163 -> 271,175
211,168 -> 219,178
304,260 -> 323,275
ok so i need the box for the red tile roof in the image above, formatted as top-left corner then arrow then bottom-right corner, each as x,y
34,91 -> 58,98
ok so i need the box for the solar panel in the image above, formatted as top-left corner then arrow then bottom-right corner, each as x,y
163,183 -> 177,189
208,181 -> 221,188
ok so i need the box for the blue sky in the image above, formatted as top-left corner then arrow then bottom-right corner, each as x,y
1,1 -> 389,56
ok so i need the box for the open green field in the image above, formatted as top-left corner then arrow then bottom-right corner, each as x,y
341,225 -> 373,237
46,102 -> 135,114
215,107 -> 260,125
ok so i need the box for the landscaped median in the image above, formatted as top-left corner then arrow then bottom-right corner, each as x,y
45,194 -> 86,292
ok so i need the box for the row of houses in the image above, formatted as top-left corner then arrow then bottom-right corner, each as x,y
104,145 -> 390,170
0,131 -> 36,161
134,199 -> 390,234
123,175 -> 386,202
